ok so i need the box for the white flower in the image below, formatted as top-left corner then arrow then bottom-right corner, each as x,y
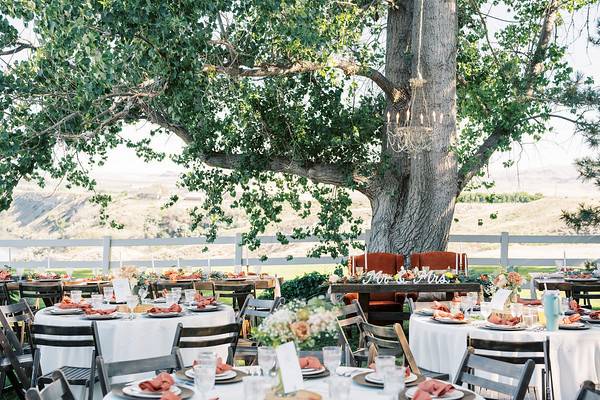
328,274 -> 341,283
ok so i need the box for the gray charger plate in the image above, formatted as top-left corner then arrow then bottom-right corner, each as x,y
176,368 -> 247,385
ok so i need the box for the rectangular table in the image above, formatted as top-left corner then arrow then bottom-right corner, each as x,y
330,282 -> 481,321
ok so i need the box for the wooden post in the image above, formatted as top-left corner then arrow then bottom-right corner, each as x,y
102,236 -> 112,274
234,233 -> 243,270
500,232 -> 509,268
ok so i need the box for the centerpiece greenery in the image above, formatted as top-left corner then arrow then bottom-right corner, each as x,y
252,297 -> 341,351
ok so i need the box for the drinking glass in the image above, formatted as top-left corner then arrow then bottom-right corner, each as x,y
171,287 -> 182,303
138,287 -> 148,304
91,294 -> 103,309
126,295 -> 138,320
480,302 -> 492,320
328,374 -> 351,400
383,366 -> 405,397
243,376 -> 269,400
522,306 -> 536,328
510,303 -> 524,319
323,346 -> 342,375
560,297 -> 570,317
194,353 -> 217,400
461,296 -> 473,318
71,290 -> 82,304
184,289 -> 196,304
537,307 -> 546,325
375,355 -> 396,378
165,293 -> 177,307
257,347 -> 276,380
103,287 -> 114,303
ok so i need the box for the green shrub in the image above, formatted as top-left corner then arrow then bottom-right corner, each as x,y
457,192 -> 543,203
259,271 -> 329,301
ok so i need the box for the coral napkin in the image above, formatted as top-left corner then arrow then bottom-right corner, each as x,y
517,297 -> 542,306
570,300 -> 583,313
433,310 -> 464,320
298,356 -> 323,370
194,294 -> 216,309
589,311 -> 600,320
561,314 -> 581,324
83,307 -> 117,315
412,379 -> 455,400
57,296 -> 89,310
139,372 -> 174,392
147,304 -> 182,314
431,301 -> 450,313
487,313 -> 520,326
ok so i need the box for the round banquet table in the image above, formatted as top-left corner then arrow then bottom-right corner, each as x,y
409,314 -> 600,399
101,367 -> 485,400
34,306 -> 236,375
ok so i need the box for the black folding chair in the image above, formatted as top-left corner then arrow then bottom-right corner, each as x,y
63,284 -> 100,299
173,322 -> 241,366
31,323 -> 100,400
194,281 -> 216,297
0,327 -> 33,399
235,295 -> 283,363
577,381 -> 600,400
25,370 -> 75,400
151,280 -> 194,299
468,335 -> 553,400
18,282 -> 63,310
0,300 -> 35,354
454,348 -> 535,400
96,350 -> 183,396
572,284 -> 600,309
213,283 -> 255,311
0,282 -> 11,306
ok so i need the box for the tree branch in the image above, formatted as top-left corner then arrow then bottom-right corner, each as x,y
203,60 -> 409,105
457,0 -> 560,192
0,42 -> 36,56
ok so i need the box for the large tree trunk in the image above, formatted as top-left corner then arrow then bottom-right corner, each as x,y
368,0 -> 457,256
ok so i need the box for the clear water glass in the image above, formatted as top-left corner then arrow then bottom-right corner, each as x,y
510,303 -> 524,319
522,306 -> 536,327
171,287 -> 182,303
138,287 -> 148,303
243,376 -> 269,400
480,302 -> 492,320
375,355 -> 396,378
165,293 -> 177,307
323,346 -> 342,374
91,294 -> 103,309
560,297 -> 570,316
194,360 -> 217,400
71,290 -> 82,304
328,374 -> 351,400
184,289 -> 196,304
422,266 -> 430,273
103,287 -> 114,303
383,366 -> 405,397
257,347 -> 276,379
126,295 -> 138,319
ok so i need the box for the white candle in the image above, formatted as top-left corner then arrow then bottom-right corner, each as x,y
119,250 -> 123,268
47,257 -> 50,270
364,241 -> 368,271
151,255 -> 155,272
208,257 -> 211,269
352,256 -> 356,276
465,255 -> 469,274
455,253 -> 459,274
563,251 -> 567,268
177,257 -> 181,269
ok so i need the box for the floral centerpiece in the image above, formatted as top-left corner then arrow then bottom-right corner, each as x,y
252,297 -> 341,350
23,271 -> 65,280
493,270 -> 523,302
0,265 -> 13,281
162,268 -> 203,281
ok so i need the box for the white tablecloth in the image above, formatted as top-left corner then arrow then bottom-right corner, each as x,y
409,314 -> 600,399
34,306 -> 236,375
101,367 -> 484,400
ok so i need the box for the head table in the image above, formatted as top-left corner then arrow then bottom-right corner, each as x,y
34,305 -> 235,375
409,314 -> 600,399
101,367 -> 484,400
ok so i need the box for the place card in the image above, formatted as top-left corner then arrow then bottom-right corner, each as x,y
275,342 -> 303,394
490,288 -> 511,310
112,278 -> 132,303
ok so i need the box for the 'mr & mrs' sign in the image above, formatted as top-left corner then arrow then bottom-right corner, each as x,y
361,270 -> 453,285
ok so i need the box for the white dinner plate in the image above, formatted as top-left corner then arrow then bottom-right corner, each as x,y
582,316 -> 600,324
432,317 -> 469,324
144,312 -> 182,318
559,322 -> 589,330
481,323 -> 526,331
364,372 -> 418,384
405,386 -> 464,399
83,313 -> 122,320
187,304 -> 219,312
184,369 -> 236,381
301,367 -> 326,376
47,307 -> 83,315
417,309 -> 435,316
122,381 -> 182,398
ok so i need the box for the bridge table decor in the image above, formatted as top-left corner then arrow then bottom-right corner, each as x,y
329,282 -> 481,321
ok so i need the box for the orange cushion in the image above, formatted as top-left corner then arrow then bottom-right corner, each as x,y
342,293 -> 358,305
368,300 -> 405,312
410,252 -> 466,271
348,252 -> 404,301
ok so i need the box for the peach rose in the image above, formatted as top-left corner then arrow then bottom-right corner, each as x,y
290,321 -> 310,341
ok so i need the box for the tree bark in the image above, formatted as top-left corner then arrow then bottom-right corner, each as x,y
367,0 -> 457,257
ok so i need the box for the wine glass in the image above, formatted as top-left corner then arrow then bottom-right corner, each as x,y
171,287 -> 182,303
257,347 -> 276,384
103,287 -> 114,303
126,295 -> 138,320
194,352 -> 217,400
480,302 -> 492,321
71,290 -> 82,304
510,303 -> 523,320
323,346 -> 342,376
138,287 -> 148,304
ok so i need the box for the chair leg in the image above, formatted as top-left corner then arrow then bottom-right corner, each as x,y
0,369 -> 6,398
6,369 -> 26,400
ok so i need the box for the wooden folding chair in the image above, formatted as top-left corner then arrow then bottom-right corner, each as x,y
173,322 -> 240,366
213,283 -> 256,311
25,370 -> 75,400
235,295 -> 283,363
576,381 -> 600,400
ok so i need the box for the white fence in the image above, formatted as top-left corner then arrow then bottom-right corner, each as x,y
0,232 -> 599,273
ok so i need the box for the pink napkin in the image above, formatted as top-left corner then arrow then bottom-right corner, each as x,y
413,379 -> 454,400
139,372 -> 174,392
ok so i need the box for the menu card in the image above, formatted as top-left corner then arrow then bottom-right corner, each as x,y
275,342 -> 303,394
112,278 -> 132,303
490,288 -> 511,310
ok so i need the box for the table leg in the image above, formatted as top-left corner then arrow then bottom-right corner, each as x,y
358,292 -> 370,321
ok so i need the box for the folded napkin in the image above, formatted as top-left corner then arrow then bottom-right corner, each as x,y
517,297 -> 542,306
194,294 -> 216,309
561,313 -> 581,325
84,307 -> 117,315
147,304 -> 182,314
487,313 -> 520,326
570,300 -> 583,313
413,379 -> 455,400
431,301 -> 450,313
160,392 -> 181,400
139,372 -> 174,392
216,357 -> 233,374
433,310 -> 464,320
589,311 -> 600,320
57,296 -> 90,309
298,356 -> 323,370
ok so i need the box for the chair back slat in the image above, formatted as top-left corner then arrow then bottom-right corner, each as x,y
466,353 -> 527,380
177,336 -> 238,348
0,327 -> 31,387
459,372 -> 518,396
361,322 -> 396,340
32,324 -> 97,352
469,337 -> 544,353
25,370 -> 76,400
32,324 -> 93,336
173,322 -> 240,365
64,284 -> 100,298
33,338 -> 95,347
337,315 -> 363,328
577,381 -> 600,400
